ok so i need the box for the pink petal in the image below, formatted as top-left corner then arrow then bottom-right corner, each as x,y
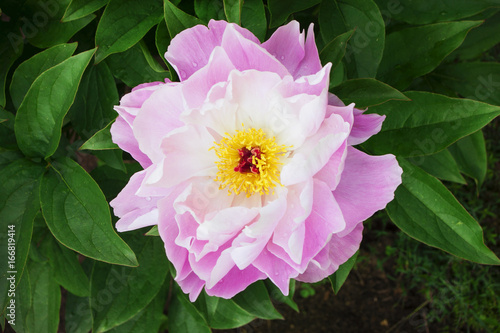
314,141 -> 347,191
262,20 -> 305,75
297,223 -> 363,283
333,147 -> 402,237
349,109 -> 385,145
133,84 -> 185,163
253,247 -> 299,295
221,24 -> 289,77
165,20 -> 259,81
111,170 -> 160,232
205,264 -> 267,299
292,24 -> 322,79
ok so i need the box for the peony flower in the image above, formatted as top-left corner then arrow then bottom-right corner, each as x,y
110,20 -> 402,301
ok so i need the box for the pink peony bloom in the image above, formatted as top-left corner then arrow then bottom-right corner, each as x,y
110,20 -> 402,301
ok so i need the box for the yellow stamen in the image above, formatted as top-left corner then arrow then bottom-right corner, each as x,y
212,127 -> 289,196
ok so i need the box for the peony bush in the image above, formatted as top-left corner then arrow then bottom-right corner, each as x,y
1,0 -> 499,332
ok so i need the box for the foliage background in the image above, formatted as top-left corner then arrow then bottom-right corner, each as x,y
1,0 -> 499,332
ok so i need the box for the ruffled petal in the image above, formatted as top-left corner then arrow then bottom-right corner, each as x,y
297,223 -> 363,282
133,84 -> 185,163
349,109 -> 385,145
262,20 -> 305,75
292,24 -> 322,79
165,20 -> 259,80
334,147 -> 402,237
221,24 -> 289,77
205,264 -> 267,299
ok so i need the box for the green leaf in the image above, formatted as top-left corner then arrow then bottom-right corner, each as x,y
155,20 -> 172,66
409,149 -> 466,185
268,0 -> 321,28
265,279 -> 298,312
10,268 -> 31,331
95,0 -> 164,63
373,0 -> 499,24
331,78 -> 409,108
319,0 -> 385,78
241,0 -> 266,42
80,119 -> 119,150
435,62 -> 500,106
24,3 -> 95,49
145,225 -> 160,236
91,235 -> 169,332
0,109 -> 18,150
195,292 -> 255,329
63,0 -> 109,22
164,0 -> 204,39
0,150 -> 24,167
17,260 -> 61,333
168,284 -> 211,333
232,281 -> 283,320
94,149 -> 126,172
10,42 -> 78,110
377,21 -> 482,90
41,235 -> 90,297
224,0 -> 243,24
0,23 -> 23,107
67,61 -> 118,138
450,11 -> 500,60
14,48 -> 95,158
449,131 -> 487,186
106,41 -> 169,87
0,159 -> 44,314
319,29 -> 354,78
387,158 -> 500,265
329,250 -> 358,294
65,292 -> 93,333
40,157 -> 138,266
362,91 -> 500,157
194,0 -> 226,23
90,163 -> 142,201
106,282 -> 167,333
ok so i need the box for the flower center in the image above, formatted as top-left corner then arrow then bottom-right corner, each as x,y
212,127 -> 289,196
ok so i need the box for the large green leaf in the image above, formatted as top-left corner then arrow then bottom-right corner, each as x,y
16,260 -> 61,333
232,281 -> 283,320
195,292 -> 255,329
331,78 -> 409,108
0,159 -> 44,315
41,236 -> 90,297
320,29 -> 354,86
409,149 -> 466,185
329,250 -> 359,294
63,0 -> 109,22
14,49 -> 95,158
194,0 -> 226,23
377,21 -> 481,90
0,22 -> 23,107
95,0 -> 164,63
10,43 -> 78,110
40,157 -> 138,266
224,0 -> 243,24
80,119 -> 119,150
67,61 -> 118,138
319,0 -> 385,79
90,235 -> 169,332
449,131 -> 487,186
387,158 -> 500,265
106,283 -> 167,333
373,0 -> 499,24
435,62 -> 500,106
168,284 -> 211,333
241,0 -> 266,42
268,0 -> 321,28
21,0 -> 95,49
106,41 -> 169,87
449,10 -> 500,61
164,0 -> 204,39
362,91 -> 500,157
65,292 -> 93,333
0,109 -> 18,150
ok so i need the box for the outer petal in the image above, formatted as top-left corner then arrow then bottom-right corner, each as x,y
133,83 -> 185,163
292,24 -> 322,79
111,169 -> 166,232
262,20 -> 305,75
348,109 -> 385,145
334,147 -> 402,237
165,20 -> 259,80
205,265 -> 267,299
297,223 -> 364,282
111,81 -> 165,167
